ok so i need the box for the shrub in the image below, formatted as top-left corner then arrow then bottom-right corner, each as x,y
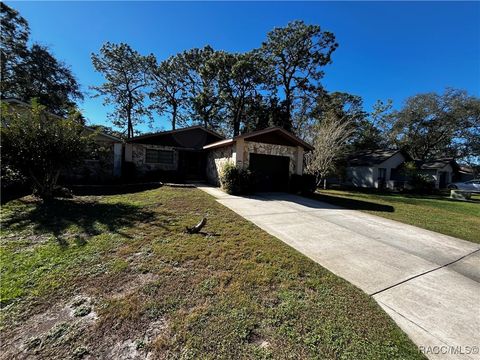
290,174 -> 317,195
219,162 -> 255,195
408,173 -> 436,194
1,100 -> 94,200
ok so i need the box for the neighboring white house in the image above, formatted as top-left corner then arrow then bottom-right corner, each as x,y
416,159 -> 455,189
345,149 -> 410,189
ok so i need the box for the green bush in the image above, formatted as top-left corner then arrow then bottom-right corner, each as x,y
408,173 -> 436,194
219,162 -> 255,195
1,100 -> 94,200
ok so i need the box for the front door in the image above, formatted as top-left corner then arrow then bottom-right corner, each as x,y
179,151 -> 206,180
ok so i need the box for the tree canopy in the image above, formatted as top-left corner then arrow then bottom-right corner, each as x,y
91,42 -> 154,138
1,2 -> 82,116
378,89 -> 480,163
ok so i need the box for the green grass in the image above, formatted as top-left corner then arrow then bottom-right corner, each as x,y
0,187 -> 423,359
314,189 -> 480,243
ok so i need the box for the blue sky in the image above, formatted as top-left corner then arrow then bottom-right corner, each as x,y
8,1 -> 480,133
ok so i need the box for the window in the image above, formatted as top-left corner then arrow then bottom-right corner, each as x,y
145,149 -> 174,164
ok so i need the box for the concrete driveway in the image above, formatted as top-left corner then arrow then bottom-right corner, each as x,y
198,186 -> 480,360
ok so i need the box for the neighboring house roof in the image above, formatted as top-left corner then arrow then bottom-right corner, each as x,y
347,149 -> 408,167
416,158 -> 457,170
203,127 -> 314,151
128,125 -> 224,150
1,98 -> 122,142
458,165 -> 475,174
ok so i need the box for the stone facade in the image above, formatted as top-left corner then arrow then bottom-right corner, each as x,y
205,140 -> 304,186
128,144 -> 178,175
242,141 -> 298,175
205,145 -> 234,186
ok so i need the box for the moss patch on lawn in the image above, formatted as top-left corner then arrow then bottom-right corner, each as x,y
1,187 -> 423,359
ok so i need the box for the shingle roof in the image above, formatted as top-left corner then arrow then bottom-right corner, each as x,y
347,149 -> 404,166
416,159 -> 455,170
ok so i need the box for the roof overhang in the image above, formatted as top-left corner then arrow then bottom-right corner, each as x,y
203,138 -> 235,150
128,125 -> 224,143
203,127 -> 314,151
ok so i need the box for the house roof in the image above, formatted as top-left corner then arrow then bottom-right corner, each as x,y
2,98 -> 123,142
416,158 -> 457,170
203,127 -> 314,151
347,149 -> 407,166
129,125 -> 224,142
128,125 -> 224,150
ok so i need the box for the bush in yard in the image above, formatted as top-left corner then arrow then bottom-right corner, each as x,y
401,161 -> 436,194
219,162 -> 255,195
1,100 -> 94,200
408,173 -> 436,194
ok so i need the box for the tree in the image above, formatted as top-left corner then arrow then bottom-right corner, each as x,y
259,20 -> 338,127
91,42 -> 153,138
1,3 -> 82,116
215,51 -> 265,136
305,111 -> 354,189
149,54 -> 188,130
14,44 -> 83,116
1,100 -> 93,200
0,2 -> 29,97
387,89 -> 480,162
243,94 -> 290,133
312,91 -> 384,151
178,46 -> 224,130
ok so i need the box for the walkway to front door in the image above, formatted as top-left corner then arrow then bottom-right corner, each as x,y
198,186 -> 480,360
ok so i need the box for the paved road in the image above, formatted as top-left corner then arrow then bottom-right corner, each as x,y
198,186 -> 480,360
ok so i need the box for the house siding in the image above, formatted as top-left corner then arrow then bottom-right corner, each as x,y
205,145 -> 235,186
205,141 -> 303,187
347,166 -> 375,188
347,152 -> 407,189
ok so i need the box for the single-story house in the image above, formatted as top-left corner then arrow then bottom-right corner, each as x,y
345,149 -> 464,190
415,159 -> 456,189
345,149 -> 411,189
126,126 -> 313,191
125,126 -> 224,180
203,127 -> 314,191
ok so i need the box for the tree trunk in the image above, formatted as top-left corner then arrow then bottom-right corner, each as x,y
323,178 -> 327,190
127,97 -> 133,139
285,87 -> 292,125
172,104 -> 177,130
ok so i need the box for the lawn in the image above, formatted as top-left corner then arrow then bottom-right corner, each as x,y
0,187 -> 423,359
314,189 -> 480,243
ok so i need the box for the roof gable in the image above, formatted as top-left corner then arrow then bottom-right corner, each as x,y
204,127 -> 313,151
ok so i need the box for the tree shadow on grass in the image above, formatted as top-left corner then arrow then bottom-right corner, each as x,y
310,193 -> 395,212
2,198 -> 161,246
